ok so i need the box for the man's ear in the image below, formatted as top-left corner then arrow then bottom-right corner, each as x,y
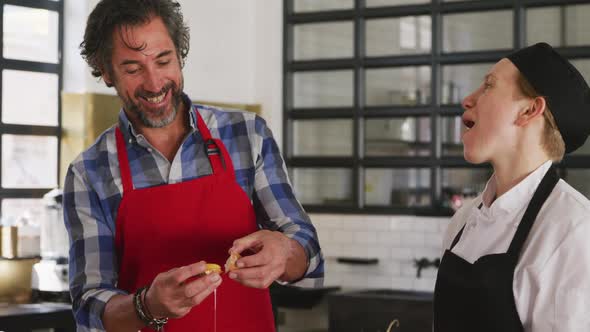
515,96 -> 546,127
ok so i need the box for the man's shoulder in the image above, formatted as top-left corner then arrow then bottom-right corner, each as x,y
69,125 -> 117,174
194,104 -> 260,128
194,104 -> 271,143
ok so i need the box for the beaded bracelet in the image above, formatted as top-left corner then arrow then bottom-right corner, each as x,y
133,286 -> 169,331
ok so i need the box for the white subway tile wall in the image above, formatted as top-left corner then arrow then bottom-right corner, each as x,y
312,214 -> 451,291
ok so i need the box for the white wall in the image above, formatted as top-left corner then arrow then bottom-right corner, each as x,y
314,214 -> 450,292
63,0 -> 283,142
253,1 -> 283,144
180,1 -> 256,104
62,0 -> 88,93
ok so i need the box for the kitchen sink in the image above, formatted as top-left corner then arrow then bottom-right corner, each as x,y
328,289 -> 433,332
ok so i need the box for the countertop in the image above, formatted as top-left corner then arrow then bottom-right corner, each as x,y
0,302 -> 75,332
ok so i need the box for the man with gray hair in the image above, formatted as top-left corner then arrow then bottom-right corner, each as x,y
64,1 -> 323,331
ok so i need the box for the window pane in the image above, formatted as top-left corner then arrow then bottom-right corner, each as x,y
569,59 -> 590,156
294,120 -> 353,156
2,70 -> 58,126
293,70 -> 353,108
294,22 -> 353,60
365,66 -> 430,106
443,11 -> 512,53
294,0 -> 353,12
2,135 -> 58,189
3,5 -> 59,64
366,0 -> 428,7
366,16 -> 431,57
565,5 -> 590,46
440,116 -> 466,156
293,168 -> 353,205
570,59 -> 590,84
563,170 -> 590,199
526,7 -> 561,47
573,140 -> 590,155
1,199 -> 43,224
527,5 -> 590,47
442,168 -> 492,198
365,117 -> 431,156
441,63 -> 491,104
365,168 -> 430,207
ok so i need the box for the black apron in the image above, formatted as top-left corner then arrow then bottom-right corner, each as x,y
433,166 -> 559,332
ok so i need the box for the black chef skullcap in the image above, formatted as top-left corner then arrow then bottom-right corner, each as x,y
506,42 -> 590,153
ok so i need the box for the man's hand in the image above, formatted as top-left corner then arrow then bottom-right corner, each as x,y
228,230 -> 307,288
144,261 -> 222,318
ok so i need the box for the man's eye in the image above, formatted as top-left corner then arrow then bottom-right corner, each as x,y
125,67 -> 140,74
158,60 -> 170,66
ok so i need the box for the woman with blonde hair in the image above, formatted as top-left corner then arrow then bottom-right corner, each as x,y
434,43 -> 590,332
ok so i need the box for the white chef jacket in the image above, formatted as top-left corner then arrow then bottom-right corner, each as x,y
443,160 -> 590,332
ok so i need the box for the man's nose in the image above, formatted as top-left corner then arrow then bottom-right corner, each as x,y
142,67 -> 164,93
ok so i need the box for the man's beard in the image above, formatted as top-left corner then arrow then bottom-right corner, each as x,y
120,79 -> 184,128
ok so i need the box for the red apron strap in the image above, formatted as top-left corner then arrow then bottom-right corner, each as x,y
216,138 -> 236,181
195,108 -> 227,175
195,108 -> 213,141
115,127 -> 134,193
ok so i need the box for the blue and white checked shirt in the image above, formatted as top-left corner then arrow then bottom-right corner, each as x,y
63,94 -> 324,331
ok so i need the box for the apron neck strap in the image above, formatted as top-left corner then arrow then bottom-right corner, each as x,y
449,225 -> 465,250
507,166 -> 560,261
195,107 -> 230,175
450,202 -> 483,250
115,127 -> 134,193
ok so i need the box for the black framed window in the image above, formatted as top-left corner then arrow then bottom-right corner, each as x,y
283,0 -> 590,215
0,0 -> 63,218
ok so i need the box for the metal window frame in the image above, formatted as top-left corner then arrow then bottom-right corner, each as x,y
284,0 -> 590,215
0,0 -> 63,210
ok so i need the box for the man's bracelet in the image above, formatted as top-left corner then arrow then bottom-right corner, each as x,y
133,285 -> 169,331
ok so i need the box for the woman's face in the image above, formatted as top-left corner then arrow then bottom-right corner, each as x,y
461,58 -> 531,164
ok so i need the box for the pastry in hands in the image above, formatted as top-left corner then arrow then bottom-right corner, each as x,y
224,252 -> 241,273
204,263 -> 222,275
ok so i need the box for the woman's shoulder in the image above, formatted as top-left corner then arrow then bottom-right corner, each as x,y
546,179 -> 590,221
521,179 -> 590,268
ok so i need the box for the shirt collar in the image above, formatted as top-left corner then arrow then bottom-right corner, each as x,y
478,160 -> 554,221
117,93 -> 197,143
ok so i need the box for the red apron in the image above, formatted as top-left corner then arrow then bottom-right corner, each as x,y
114,110 -> 275,331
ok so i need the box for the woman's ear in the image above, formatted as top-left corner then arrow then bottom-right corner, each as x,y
515,96 -> 546,127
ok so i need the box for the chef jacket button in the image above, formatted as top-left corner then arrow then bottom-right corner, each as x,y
147,148 -> 153,152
